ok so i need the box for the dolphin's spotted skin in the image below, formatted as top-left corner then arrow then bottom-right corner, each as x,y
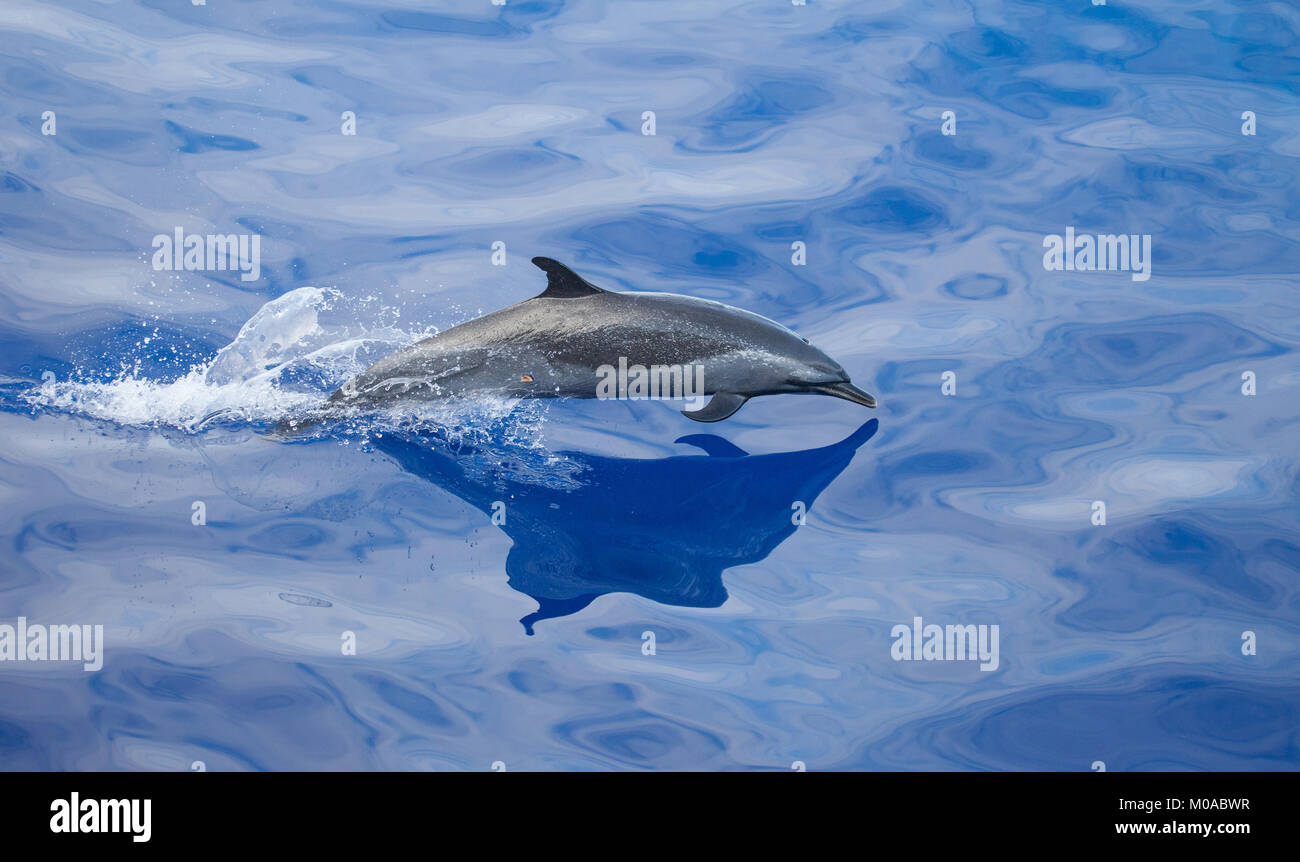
312,257 -> 875,424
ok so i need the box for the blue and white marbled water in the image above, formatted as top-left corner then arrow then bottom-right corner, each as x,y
0,0 -> 1297,770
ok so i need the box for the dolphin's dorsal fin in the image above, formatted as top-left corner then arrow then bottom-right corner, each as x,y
531,257 -> 607,299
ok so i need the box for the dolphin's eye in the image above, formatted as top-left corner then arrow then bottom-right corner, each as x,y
801,337 -> 810,344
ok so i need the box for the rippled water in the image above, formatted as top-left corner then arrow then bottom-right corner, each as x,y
1,0 -> 1297,770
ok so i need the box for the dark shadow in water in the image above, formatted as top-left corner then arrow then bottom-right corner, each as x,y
373,419 -> 877,633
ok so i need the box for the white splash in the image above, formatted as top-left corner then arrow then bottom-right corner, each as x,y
23,286 -> 539,442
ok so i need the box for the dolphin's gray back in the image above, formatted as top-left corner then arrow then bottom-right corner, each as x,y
332,289 -> 830,406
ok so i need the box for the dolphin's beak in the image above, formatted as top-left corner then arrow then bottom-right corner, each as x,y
811,381 -> 877,408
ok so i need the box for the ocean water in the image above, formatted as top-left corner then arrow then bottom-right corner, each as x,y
0,0 -> 1297,771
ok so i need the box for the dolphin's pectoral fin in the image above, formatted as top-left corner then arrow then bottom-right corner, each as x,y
674,434 -> 750,458
681,392 -> 749,423
531,257 -> 608,299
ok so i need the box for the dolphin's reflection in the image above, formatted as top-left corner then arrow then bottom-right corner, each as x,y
373,420 -> 878,633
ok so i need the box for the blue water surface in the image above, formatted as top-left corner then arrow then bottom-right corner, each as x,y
0,0 -> 1297,770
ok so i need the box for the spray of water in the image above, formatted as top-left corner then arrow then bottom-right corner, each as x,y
21,287 -> 548,451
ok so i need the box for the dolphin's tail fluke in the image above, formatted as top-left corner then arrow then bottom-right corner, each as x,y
265,383 -> 361,440
265,408 -> 340,441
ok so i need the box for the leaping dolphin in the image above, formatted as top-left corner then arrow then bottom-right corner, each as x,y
290,257 -> 875,429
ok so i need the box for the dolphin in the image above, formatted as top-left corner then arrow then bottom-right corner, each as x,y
290,257 -> 875,429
